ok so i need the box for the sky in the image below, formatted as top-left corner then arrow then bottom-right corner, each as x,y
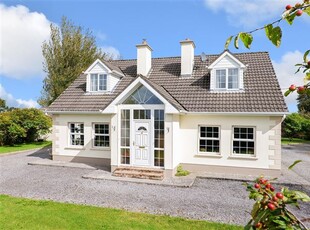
0,0 -> 309,112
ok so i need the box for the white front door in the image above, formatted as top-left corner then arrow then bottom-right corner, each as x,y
133,121 -> 151,166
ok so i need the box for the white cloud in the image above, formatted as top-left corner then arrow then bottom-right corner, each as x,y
0,4 -> 51,79
101,46 -> 121,60
272,50 -> 305,112
0,84 -> 39,108
204,0 -> 292,27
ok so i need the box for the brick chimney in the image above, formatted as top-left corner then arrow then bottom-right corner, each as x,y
136,39 -> 152,77
180,38 -> 195,77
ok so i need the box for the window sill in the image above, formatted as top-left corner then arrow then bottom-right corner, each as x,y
65,146 -> 85,150
90,147 -> 111,151
195,154 -> 222,158
228,155 -> 258,160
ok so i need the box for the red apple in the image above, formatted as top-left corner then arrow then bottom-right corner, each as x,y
272,196 -> 279,202
308,60 -> 310,67
297,86 -> 306,94
270,186 -> 275,192
286,5 -> 292,10
289,84 -> 296,91
276,192 -> 284,199
268,203 -> 276,211
296,9 -> 303,16
254,183 -> 260,189
259,178 -> 266,184
265,183 -> 272,189
255,222 -> 262,229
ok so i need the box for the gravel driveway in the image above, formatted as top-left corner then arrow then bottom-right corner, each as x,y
0,145 -> 309,227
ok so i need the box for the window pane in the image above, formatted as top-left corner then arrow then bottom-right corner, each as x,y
99,74 -> 107,91
90,74 -> 98,91
233,127 -> 255,155
121,148 -> 130,164
228,68 -> 238,89
216,70 -> 226,89
199,126 -> 220,153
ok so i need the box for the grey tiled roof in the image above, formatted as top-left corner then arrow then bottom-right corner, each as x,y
47,52 -> 288,113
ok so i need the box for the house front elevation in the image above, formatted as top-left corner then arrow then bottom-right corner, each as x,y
47,39 -> 288,177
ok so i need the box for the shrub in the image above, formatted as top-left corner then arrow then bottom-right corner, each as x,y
175,165 -> 190,177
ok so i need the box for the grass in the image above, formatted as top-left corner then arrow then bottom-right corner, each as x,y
0,141 -> 52,154
0,195 -> 242,230
281,138 -> 310,145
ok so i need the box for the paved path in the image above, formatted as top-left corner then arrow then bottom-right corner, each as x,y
0,146 -> 309,227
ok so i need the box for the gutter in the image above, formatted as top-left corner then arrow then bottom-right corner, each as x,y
46,111 -> 102,115
180,111 -> 289,116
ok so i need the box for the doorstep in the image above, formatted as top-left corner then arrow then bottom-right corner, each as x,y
82,170 -> 196,188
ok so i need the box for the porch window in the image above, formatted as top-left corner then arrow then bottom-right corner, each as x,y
93,124 -> 109,147
133,109 -> 151,119
123,85 -> 163,104
199,126 -> 220,154
69,123 -> 84,146
232,127 -> 255,155
120,110 -> 130,164
154,110 -> 164,167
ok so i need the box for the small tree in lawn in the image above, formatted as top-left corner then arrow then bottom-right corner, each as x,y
225,1 -> 310,229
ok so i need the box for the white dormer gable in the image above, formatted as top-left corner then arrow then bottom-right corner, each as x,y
84,59 -> 124,93
208,51 -> 246,91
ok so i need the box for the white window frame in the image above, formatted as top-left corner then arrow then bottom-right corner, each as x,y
92,123 -> 110,148
68,123 -> 84,146
90,73 -> 108,92
215,68 -> 239,90
232,126 -> 256,156
198,125 -> 220,154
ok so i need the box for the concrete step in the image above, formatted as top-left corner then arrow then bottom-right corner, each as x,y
113,167 -> 164,180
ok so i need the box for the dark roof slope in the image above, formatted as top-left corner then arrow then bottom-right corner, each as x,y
47,52 -> 288,113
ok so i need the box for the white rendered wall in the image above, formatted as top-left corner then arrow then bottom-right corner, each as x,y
52,114 -> 112,159
176,114 -> 282,169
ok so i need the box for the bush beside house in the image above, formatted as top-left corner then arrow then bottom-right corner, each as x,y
0,108 -> 52,146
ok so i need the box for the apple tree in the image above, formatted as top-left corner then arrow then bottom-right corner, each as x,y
224,1 -> 310,229
225,0 -> 310,97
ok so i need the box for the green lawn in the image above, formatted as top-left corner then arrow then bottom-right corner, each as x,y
0,195 -> 242,230
281,138 -> 310,145
0,141 -> 52,154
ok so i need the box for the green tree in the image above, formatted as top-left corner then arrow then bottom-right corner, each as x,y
282,113 -> 304,139
39,17 -> 109,107
0,108 -> 52,145
0,98 -> 8,112
10,108 -> 52,143
0,112 -> 26,146
298,94 -> 310,113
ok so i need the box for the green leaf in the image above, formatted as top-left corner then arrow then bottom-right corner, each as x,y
288,160 -> 302,170
272,219 -> 287,229
225,36 -> 233,50
251,202 -> 261,218
303,50 -> 310,63
265,24 -> 282,47
284,89 -> 291,97
305,73 -> 310,81
240,33 -> 253,49
292,191 -> 310,202
234,33 -> 241,49
304,7 -> 310,16
285,13 -> 296,25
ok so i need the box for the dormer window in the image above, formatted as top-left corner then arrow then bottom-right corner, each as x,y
85,59 -> 125,93
215,68 -> 239,90
208,51 -> 246,91
90,74 -> 107,91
